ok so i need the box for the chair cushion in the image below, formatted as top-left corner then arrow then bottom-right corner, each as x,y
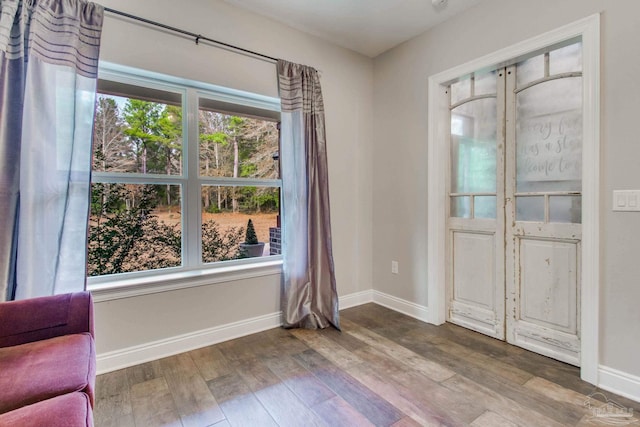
0,333 -> 95,414
0,392 -> 93,427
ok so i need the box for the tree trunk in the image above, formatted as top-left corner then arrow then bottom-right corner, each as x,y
232,188 -> 238,213
232,136 -> 239,213
142,145 -> 147,174
100,118 -> 108,215
214,144 -> 221,211
203,157 -> 210,209
166,148 -> 171,209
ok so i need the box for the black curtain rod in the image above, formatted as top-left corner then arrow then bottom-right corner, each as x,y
103,7 -> 279,64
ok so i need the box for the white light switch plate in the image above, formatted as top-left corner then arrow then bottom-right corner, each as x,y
613,190 -> 640,211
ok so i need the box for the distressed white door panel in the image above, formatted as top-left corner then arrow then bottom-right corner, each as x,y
448,230 -> 504,339
515,222 -> 581,240
453,232 -> 496,310
508,231 -> 582,365
448,217 -> 496,231
512,322 -> 580,366
449,301 -> 500,337
450,230 -> 500,337
519,238 -> 578,333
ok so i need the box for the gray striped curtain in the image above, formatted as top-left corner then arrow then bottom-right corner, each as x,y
0,0 -> 103,300
278,60 -> 340,330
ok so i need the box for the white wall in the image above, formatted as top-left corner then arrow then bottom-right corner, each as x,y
94,0 -> 373,364
372,0 -> 640,390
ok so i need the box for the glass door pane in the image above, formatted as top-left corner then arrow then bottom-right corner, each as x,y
450,98 -> 498,194
516,77 -> 582,193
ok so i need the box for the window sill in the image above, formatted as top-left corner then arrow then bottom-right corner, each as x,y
88,259 -> 283,302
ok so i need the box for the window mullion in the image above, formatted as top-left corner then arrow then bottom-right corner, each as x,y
184,88 -> 202,269
198,177 -> 282,187
91,172 -> 183,185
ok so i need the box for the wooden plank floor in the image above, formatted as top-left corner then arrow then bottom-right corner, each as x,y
95,304 -> 640,427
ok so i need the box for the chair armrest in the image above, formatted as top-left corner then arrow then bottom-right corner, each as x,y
0,292 -> 93,348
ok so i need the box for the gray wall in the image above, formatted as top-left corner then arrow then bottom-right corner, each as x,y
94,0 -> 640,387
94,0 -> 374,356
372,0 -> 640,378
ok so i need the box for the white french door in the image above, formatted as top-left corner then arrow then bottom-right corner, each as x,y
446,42 -> 583,366
447,69 -> 507,340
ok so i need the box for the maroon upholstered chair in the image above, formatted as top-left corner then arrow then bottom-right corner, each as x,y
0,292 -> 96,426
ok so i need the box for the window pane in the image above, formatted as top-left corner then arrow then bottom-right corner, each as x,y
93,91 -> 183,175
199,106 -> 279,179
474,70 -> 497,96
550,42 -> 582,75
450,196 -> 470,218
516,196 -> 544,222
516,77 -> 582,193
450,75 -> 471,105
451,98 -> 497,193
201,185 -> 280,262
549,195 -> 582,223
88,183 -> 182,276
516,54 -> 544,88
475,196 -> 496,219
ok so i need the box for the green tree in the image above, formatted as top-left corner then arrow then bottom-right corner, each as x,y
157,105 -> 183,206
229,116 -> 244,212
200,111 -> 231,211
199,112 -> 280,213
244,219 -> 259,244
234,118 -> 280,213
123,99 -> 164,174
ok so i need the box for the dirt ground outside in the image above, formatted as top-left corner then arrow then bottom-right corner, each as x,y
155,210 -> 278,244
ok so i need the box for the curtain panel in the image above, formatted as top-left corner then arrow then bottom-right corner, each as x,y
0,0 -> 103,300
277,59 -> 340,330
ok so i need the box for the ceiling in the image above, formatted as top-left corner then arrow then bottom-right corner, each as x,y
223,0 -> 482,58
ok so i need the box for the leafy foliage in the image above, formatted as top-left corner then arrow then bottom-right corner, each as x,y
202,221 -> 244,263
88,184 -> 176,276
88,185 -> 245,276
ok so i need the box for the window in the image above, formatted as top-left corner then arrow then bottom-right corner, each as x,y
88,64 -> 282,285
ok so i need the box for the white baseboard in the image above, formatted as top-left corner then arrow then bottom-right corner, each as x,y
339,289 -> 430,322
598,365 -> 640,403
339,290 -> 374,309
372,290 -> 430,322
97,290 -> 375,374
96,311 -> 282,374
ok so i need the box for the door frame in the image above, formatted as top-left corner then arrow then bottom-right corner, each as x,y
427,14 -> 600,384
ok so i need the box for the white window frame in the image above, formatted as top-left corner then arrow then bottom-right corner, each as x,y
88,62 -> 283,302
427,14 -> 600,384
